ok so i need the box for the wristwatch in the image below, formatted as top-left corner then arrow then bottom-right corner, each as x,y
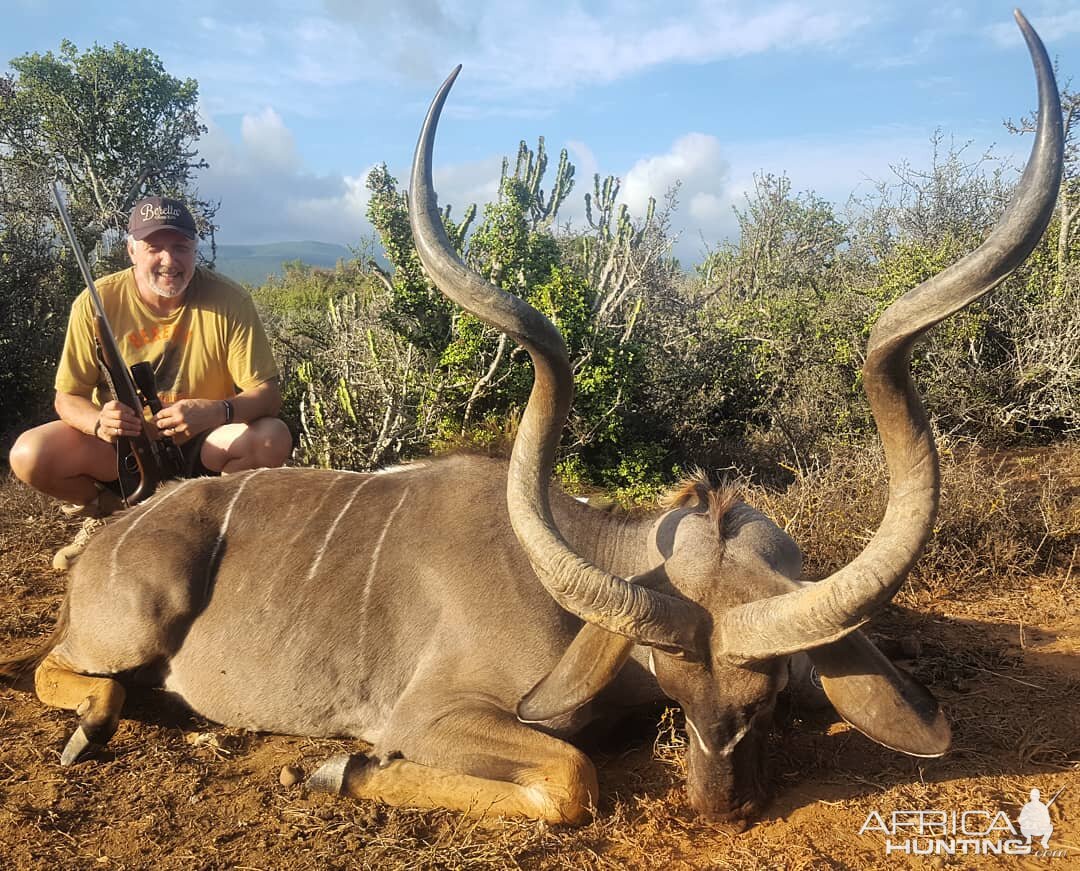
222,399 -> 234,424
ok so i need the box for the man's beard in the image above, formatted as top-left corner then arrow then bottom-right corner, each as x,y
149,272 -> 188,299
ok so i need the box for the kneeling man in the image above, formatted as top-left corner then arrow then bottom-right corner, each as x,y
10,196 -> 292,566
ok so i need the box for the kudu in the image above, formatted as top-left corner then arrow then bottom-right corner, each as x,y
0,11 -> 1062,826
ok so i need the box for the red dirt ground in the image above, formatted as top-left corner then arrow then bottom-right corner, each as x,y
0,460 -> 1076,870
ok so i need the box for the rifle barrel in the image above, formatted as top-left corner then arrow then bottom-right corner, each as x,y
49,181 -> 169,506
49,183 -> 110,322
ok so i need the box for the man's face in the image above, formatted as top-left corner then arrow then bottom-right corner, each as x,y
127,229 -> 196,301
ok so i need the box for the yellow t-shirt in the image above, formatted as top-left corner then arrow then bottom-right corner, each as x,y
55,266 -> 279,408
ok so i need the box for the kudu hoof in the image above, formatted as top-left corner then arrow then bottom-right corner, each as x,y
306,755 -> 351,794
60,726 -> 101,766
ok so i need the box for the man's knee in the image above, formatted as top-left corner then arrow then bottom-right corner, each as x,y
9,422 -> 115,501
203,417 -> 291,472
243,417 -> 291,468
9,427 -> 48,486
257,417 -> 293,467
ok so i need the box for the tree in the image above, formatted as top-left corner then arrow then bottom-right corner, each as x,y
1002,78 -> 1080,436
0,40 -> 215,250
344,140 -> 682,494
364,163 -> 470,353
501,137 -> 575,230
689,173 -> 853,471
851,132 -> 1076,441
255,261 -> 445,470
0,166 -> 74,443
1007,76 -> 1080,282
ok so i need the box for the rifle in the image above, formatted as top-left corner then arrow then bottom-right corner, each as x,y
50,182 -> 184,507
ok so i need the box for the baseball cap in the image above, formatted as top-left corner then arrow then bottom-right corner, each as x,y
128,196 -> 197,241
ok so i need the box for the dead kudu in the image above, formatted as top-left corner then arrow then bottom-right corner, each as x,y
0,12 -> 1063,826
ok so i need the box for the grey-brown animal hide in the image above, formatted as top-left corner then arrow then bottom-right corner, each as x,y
60,458 -> 784,738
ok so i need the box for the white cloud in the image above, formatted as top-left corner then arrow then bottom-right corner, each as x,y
441,1 -> 870,95
566,140 -> 599,186
622,133 -> 731,214
196,109 -> 374,245
686,191 -> 729,224
196,16 -> 266,55
157,0 -> 876,118
617,133 -> 735,257
196,105 -> 507,247
240,107 -> 300,171
285,174 -> 373,235
608,119 -> 1031,264
434,156 -> 505,210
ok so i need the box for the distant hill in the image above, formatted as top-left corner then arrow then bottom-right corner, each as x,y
211,241 -> 354,286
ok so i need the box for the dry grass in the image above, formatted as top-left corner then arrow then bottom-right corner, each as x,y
746,439 -> 1079,602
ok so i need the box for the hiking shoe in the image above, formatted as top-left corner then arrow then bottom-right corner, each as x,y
52,517 -> 107,572
59,488 -> 125,520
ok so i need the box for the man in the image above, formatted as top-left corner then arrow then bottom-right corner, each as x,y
10,196 -> 292,566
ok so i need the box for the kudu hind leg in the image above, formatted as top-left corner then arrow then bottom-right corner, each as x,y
309,708 -> 598,824
35,654 -> 126,765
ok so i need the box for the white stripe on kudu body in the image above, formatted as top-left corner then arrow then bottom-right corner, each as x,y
209,469 -> 265,572
367,489 -> 410,590
717,718 -> 753,758
355,488 -> 410,649
685,718 -> 712,758
373,462 -> 427,476
306,477 -> 373,584
286,472 -> 354,552
109,477 -> 202,587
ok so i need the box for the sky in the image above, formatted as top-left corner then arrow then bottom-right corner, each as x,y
5,0 -> 1080,267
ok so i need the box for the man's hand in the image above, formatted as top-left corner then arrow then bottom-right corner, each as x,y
96,400 -> 143,443
154,398 -> 226,439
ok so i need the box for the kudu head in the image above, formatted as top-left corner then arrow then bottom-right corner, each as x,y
409,9 -> 1062,825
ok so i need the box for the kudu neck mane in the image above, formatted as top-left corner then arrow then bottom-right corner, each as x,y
550,468 -> 744,582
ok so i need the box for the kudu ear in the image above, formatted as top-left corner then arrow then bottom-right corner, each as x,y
808,630 -> 950,758
517,624 -> 634,723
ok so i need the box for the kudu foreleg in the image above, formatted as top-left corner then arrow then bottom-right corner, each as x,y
308,707 -> 598,824
34,653 -> 126,765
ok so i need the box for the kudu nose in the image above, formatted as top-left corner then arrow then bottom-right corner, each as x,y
690,792 -> 767,830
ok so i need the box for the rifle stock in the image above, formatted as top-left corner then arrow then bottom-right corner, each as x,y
51,182 -> 182,507
91,315 -> 169,505
129,361 -> 186,472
